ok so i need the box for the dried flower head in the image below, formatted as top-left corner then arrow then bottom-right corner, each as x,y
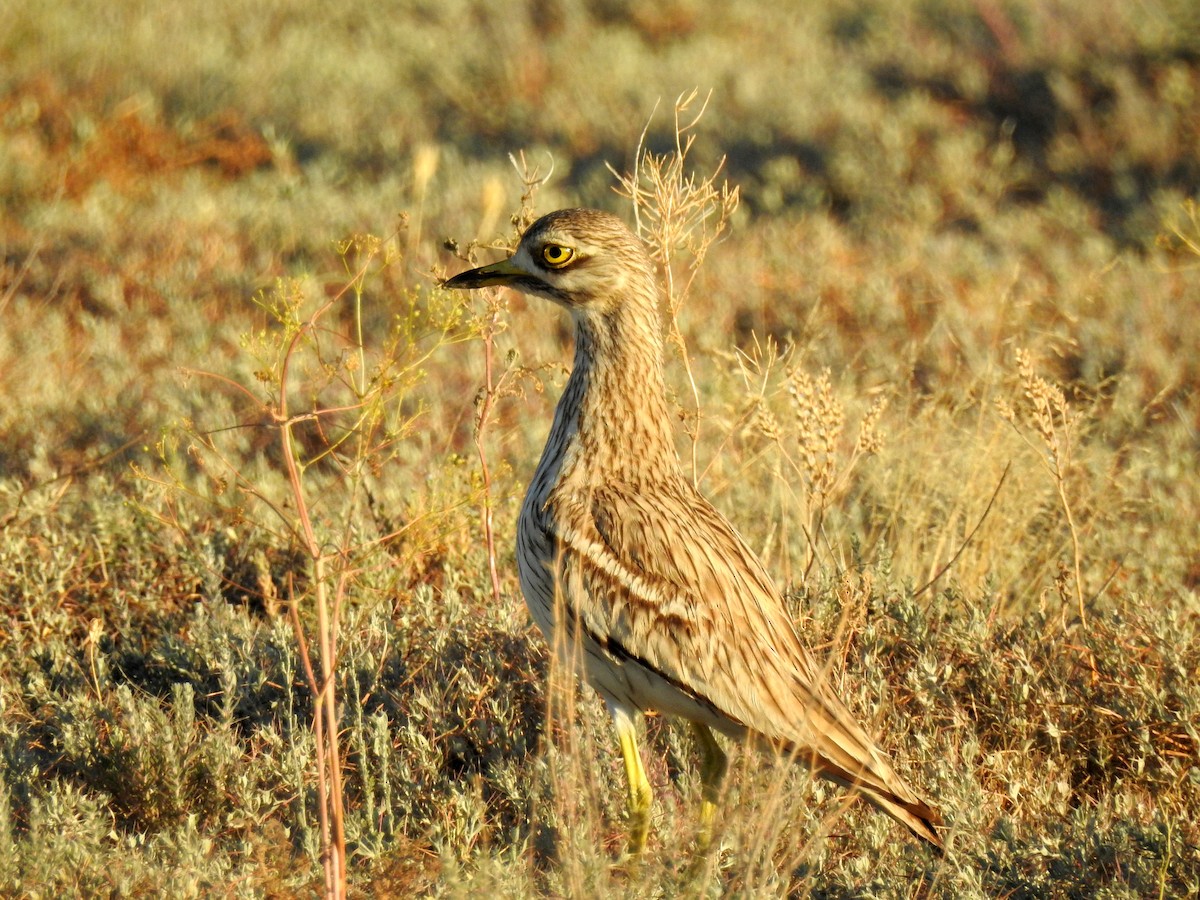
787,367 -> 844,497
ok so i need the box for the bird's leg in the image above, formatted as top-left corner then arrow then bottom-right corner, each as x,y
690,722 -> 727,850
613,709 -> 652,854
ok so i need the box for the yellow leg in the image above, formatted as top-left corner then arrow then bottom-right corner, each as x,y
690,722 -> 727,849
614,709 -> 652,854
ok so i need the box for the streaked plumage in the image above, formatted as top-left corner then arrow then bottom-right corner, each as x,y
444,208 -> 943,853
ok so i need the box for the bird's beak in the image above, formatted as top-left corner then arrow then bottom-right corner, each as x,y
443,256 -> 526,290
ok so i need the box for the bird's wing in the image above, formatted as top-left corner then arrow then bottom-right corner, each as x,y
547,477 -> 929,809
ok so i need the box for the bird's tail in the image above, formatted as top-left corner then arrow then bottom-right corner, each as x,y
783,737 -> 946,852
856,783 -> 944,852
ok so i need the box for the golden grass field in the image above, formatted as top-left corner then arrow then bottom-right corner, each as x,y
2,1 -> 1198,896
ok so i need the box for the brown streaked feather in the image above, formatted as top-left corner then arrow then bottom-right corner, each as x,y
544,477 -> 943,848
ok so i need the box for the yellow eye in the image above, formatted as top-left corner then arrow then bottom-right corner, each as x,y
541,244 -> 574,268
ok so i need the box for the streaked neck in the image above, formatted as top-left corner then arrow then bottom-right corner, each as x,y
554,300 -> 678,483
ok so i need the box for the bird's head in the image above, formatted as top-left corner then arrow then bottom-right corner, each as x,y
443,208 -> 657,316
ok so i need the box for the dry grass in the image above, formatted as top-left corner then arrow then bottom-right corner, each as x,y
2,0 -> 1199,897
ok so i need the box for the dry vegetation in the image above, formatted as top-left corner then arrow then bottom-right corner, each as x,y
2,0 -> 1199,896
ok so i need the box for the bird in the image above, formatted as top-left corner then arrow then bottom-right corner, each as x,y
443,208 -> 943,855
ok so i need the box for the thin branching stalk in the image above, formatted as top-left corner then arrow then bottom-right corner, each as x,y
474,295 -> 505,608
912,463 -> 1011,600
997,348 -> 1088,623
288,574 -> 339,898
278,315 -> 348,900
462,154 -> 549,609
1056,459 -> 1087,622
262,240 -> 391,900
611,88 -> 739,487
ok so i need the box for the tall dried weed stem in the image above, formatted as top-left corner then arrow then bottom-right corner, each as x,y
446,153 -> 551,608
144,222 -> 474,898
730,338 -> 889,581
611,89 -> 740,484
996,347 -> 1088,622
786,367 -> 888,578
